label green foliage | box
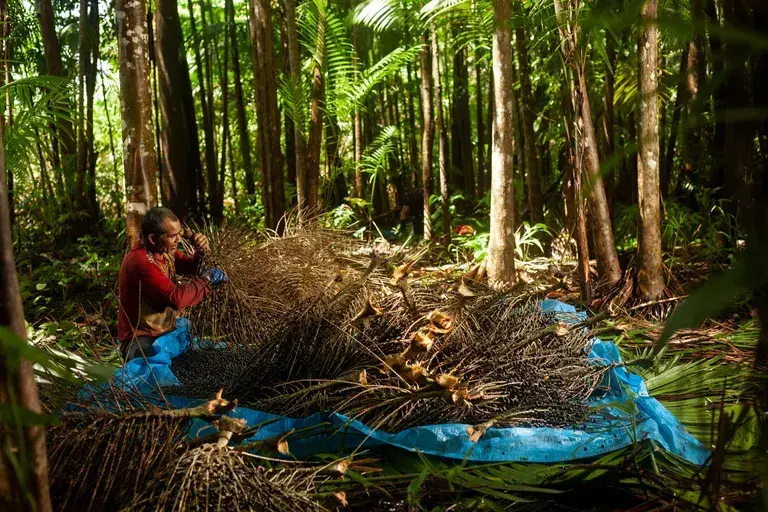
[447,222,551,263]
[322,203,361,230]
[1,76,74,171]
[361,125,399,204]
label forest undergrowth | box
[19,206,764,511]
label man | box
[399,187,425,238]
[118,207,228,360]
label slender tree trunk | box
[86,0,99,219]
[0,128,52,512]
[187,0,215,214]
[248,0,285,230]
[488,0,517,289]
[603,31,616,213]
[406,63,419,186]
[281,24,296,200]
[325,116,343,205]
[284,0,308,210]
[156,0,192,219]
[178,46,203,216]
[663,45,690,199]
[475,49,485,198]
[228,0,254,197]
[227,127,238,211]
[199,0,219,214]
[636,0,664,300]
[722,0,752,227]
[214,7,229,222]
[681,0,703,194]
[515,22,544,224]
[420,31,434,240]
[117,0,159,247]
[486,67,493,193]
[35,129,55,202]
[306,8,325,211]
[451,45,474,199]
[431,26,450,240]
[76,0,87,212]
[101,72,123,217]
[0,8,10,227]
[353,26,365,199]
[36,0,77,187]
[554,0,622,289]
[563,85,592,302]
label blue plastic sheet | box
[111,301,710,466]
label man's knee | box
[123,336,156,361]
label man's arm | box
[175,249,203,276]
[139,259,211,310]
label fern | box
[1,75,75,175]
[361,125,398,202]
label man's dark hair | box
[141,207,179,242]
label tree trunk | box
[199,0,219,216]
[431,26,450,240]
[86,0,99,219]
[564,96,592,302]
[225,129,236,212]
[662,45,690,199]
[488,0,517,289]
[325,116,343,206]
[0,129,53,512]
[451,45,474,200]
[486,66,493,193]
[101,71,123,217]
[722,0,752,228]
[406,63,419,186]
[475,50,485,198]
[36,0,77,182]
[0,9,10,226]
[228,0,254,197]
[603,31,616,213]
[248,0,285,230]
[353,26,365,199]
[420,31,434,240]
[156,0,193,219]
[35,129,55,202]
[515,22,544,224]
[178,42,203,216]
[76,0,87,215]
[554,0,622,289]
[117,0,159,247]
[636,0,664,300]
[187,0,215,215]
[214,6,229,222]
[306,8,325,211]
[284,0,308,211]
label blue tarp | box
[110,301,710,466]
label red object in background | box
[453,224,476,236]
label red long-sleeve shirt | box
[118,242,211,342]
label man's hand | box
[191,233,210,254]
[202,267,230,286]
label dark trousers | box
[122,335,156,361]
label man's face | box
[149,218,182,254]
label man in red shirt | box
[118,207,228,360]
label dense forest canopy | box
[1,0,768,509]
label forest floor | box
[20,225,763,510]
